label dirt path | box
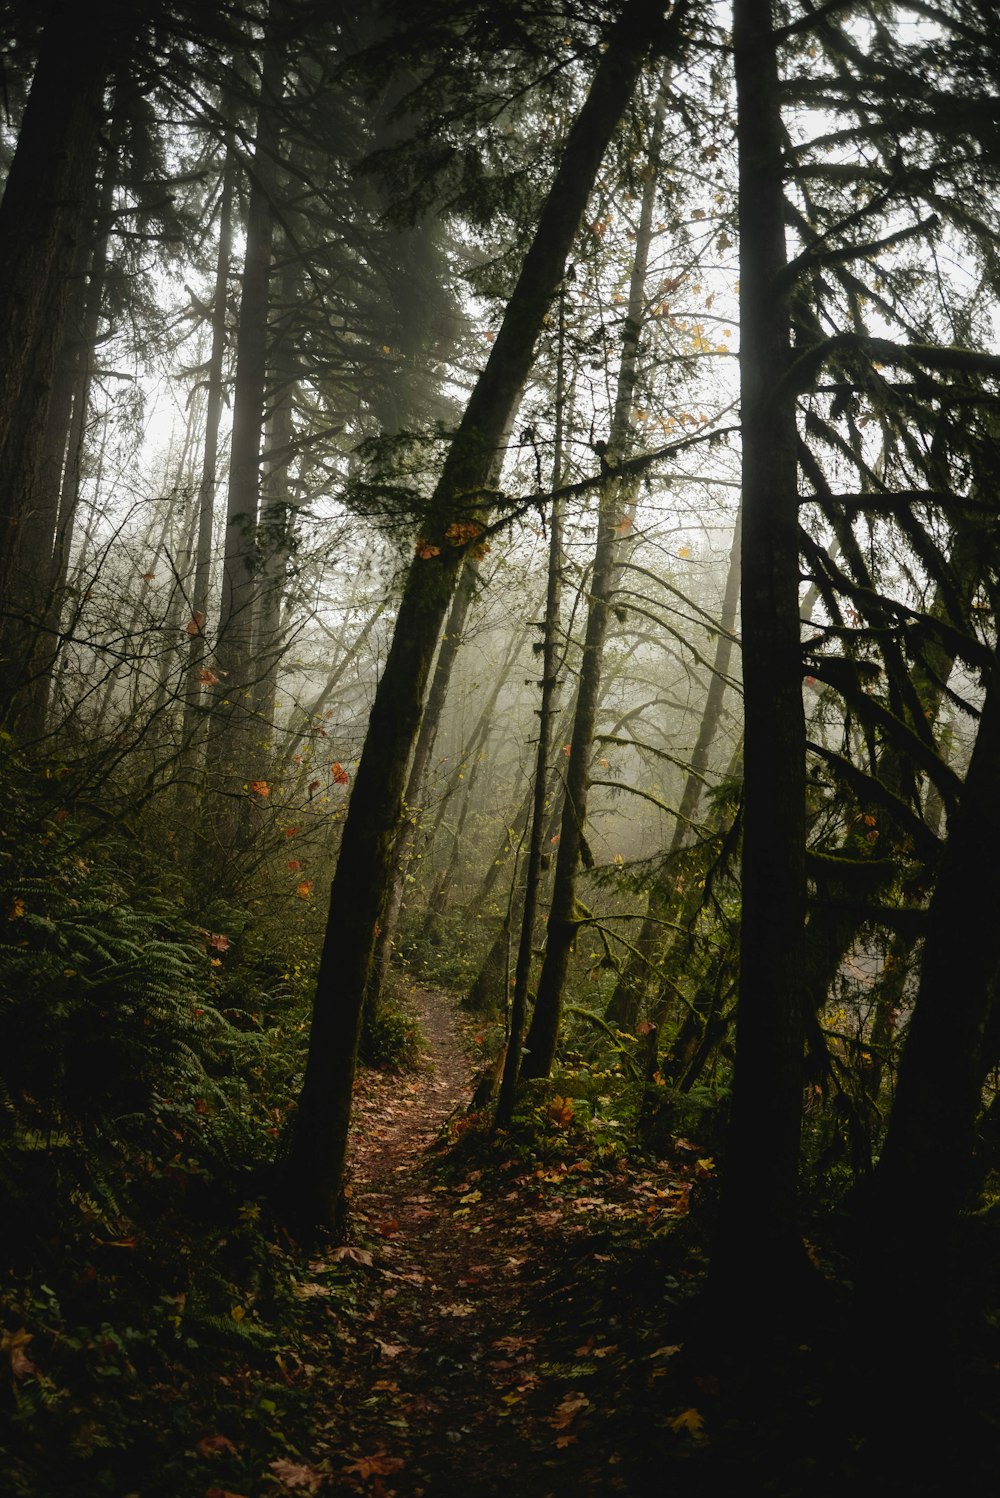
[305,987,702,1498]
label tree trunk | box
[366,558,481,1015]
[281,0,678,1229]
[857,670,1000,1446]
[179,142,237,791]
[497,287,567,1124]
[212,34,283,807]
[712,0,808,1310]
[0,0,112,725]
[606,508,741,1030]
[519,74,668,1081]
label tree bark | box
[0,0,113,725]
[179,142,237,790]
[712,0,808,1310]
[497,287,567,1123]
[281,0,678,1229]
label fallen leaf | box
[269,1456,324,1491]
[342,1452,405,1479]
[376,1340,407,1359]
[197,1432,238,1457]
[331,1245,373,1267]
[548,1392,590,1430]
[669,1407,705,1435]
[1,1328,37,1379]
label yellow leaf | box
[9,897,25,918]
[231,1305,246,1322]
[670,1407,705,1435]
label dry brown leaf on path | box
[331,1245,373,1267]
[376,1340,408,1358]
[342,1451,406,1478]
[269,1456,325,1490]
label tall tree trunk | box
[858,669,1000,1441]
[519,75,668,1080]
[180,143,237,788]
[250,252,300,742]
[497,289,567,1124]
[212,34,283,808]
[281,0,681,1229]
[712,0,807,1309]
[0,0,113,725]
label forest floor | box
[272,987,837,1498]
[12,985,999,1496]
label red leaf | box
[331,762,349,785]
[186,611,206,636]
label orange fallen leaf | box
[342,1452,405,1479]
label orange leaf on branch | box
[330,762,349,785]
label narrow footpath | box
[300,987,716,1498]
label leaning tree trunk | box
[281,0,681,1229]
[712,0,808,1313]
[366,558,481,1016]
[0,0,113,726]
[519,76,668,1081]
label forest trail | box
[308,987,701,1498]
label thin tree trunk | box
[496,290,568,1123]
[606,508,741,1030]
[180,143,237,785]
[281,0,679,1228]
[520,77,668,1080]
